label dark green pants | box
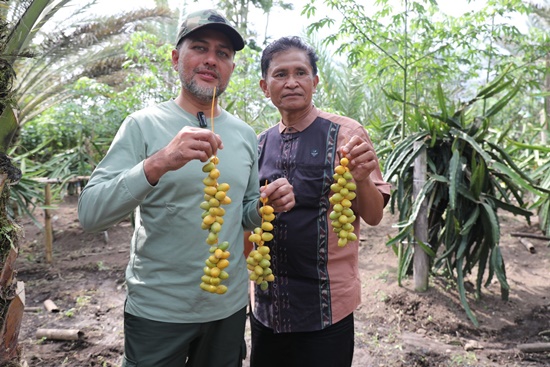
[122,307,247,367]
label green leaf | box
[456,258,479,327]
[492,161,548,197]
[484,83,520,118]
[460,206,480,236]
[415,238,436,257]
[384,135,427,182]
[490,246,510,301]
[469,156,486,200]
[0,106,18,153]
[474,66,512,99]
[450,128,492,162]
[435,84,448,121]
[448,148,461,210]
[480,202,500,246]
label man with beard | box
[78,9,294,367]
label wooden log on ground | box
[43,299,59,313]
[517,342,550,353]
[510,232,550,241]
[24,306,42,312]
[36,328,83,341]
[519,238,536,253]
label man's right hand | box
[144,126,223,185]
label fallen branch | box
[510,232,550,241]
[519,238,536,254]
[517,342,550,353]
[36,328,83,341]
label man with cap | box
[78,9,294,367]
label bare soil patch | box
[14,195,550,366]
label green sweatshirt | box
[78,99,261,323]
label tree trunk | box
[0,154,24,366]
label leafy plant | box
[383,70,549,326]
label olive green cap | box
[175,9,245,51]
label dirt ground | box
[13,194,550,367]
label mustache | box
[195,67,220,80]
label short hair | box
[260,36,319,78]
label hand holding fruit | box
[144,126,223,185]
[260,178,295,213]
[340,135,379,183]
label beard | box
[179,65,228,103]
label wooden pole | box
[413,142,429,292]
[44,183,53,263]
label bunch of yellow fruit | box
[199,156,232,294]
[329,156,358,247]
[246,197,276,291]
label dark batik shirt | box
[253,106,391,333]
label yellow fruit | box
[260,205,274,215]
[330,156,357,248]
[217,259,230,269]
[261,232,274,242]
[204,186,217,196]
[202,162,215,172]
[258,246,270,255]
[210,267,221,278]
[261,222,274,231]
[217,182,230,191]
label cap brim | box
[178,23,245,51]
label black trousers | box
[122,307,247,367]
[250,312,354,367]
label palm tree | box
[0,1,172,364]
